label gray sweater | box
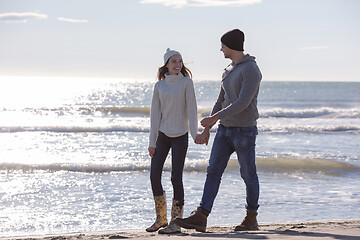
[212,54,262,127]
[149,73,198,147]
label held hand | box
[148,147,155,158]
[200,114,219,128]
[195,128,210,145]
[195,134,203,144]
[200,128,210,145]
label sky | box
[0,0,359,82]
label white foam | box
[260,107,360,119]
[2,157,359,177]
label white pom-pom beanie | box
[163,48,181,64]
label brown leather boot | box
[234,210,259,231]
[173,207,208,232]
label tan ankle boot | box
[158,199,184,234]
[146,193,168,232]
[234,210,259,231]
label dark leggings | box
[150,131,188,200]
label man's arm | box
[217,65,261,119]
[200,114,219,128]
[200,87,224,129]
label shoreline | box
[2,220,359,240]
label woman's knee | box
[171,172,183,186]
[150,170,162,183]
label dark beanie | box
[221,29,245,51]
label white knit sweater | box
[149,73,198,148]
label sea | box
[0,76,359,237]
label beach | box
[1,78,359,237]
[3,220,360,240]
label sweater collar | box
[234,54,255,65]
[222,54,256,81]
[164,73,184,83]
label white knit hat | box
[163,48,181,64]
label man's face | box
[220,44,232,59]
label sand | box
[2,220,359,240]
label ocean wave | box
[101,106,360,119]
[1,124,359,133]
[1,157,359,177]
[78,106,151,115]
[1,106,151,116]
[0,162,150,173]
[260,107,360,119]
[81,106,359,119]
[3,106,359,119]
[0,125,149,133]
[259,125,360,133]
[254,157,360,177]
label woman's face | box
[166,54,183,75]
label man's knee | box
[206,164,225,179]
[241,170,259,184]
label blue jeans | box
[150,131,188,200]
[200,124,259,213]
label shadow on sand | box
[179,229,359,240]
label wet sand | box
[2,220,359,240]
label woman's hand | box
[148,147,156,158]
[195,128,210,145]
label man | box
[174,29,262,232]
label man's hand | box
[200,114,219,128]
[148,147,155,158]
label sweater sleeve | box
[149,84,161,148]
[211,87,225,116]
[217,65,261,119]
[185,78,198,141]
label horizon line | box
[0,75,359,83]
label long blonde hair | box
[157,60,192,80]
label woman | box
[146,48,198,234]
